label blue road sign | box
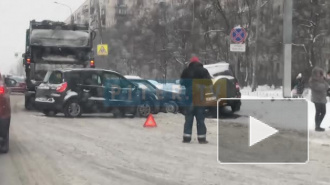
[230,27,247,43]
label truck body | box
[23,20,95,110]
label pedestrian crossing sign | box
[97,44,108,56]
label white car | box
[148,80,184,94]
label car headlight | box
[154,94,159,100]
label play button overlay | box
[218,98,308,164]
[249,117,279,147]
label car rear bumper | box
[35,97,63,112]
[11,89,26,93]
[204,98,241,107]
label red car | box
[4,76,26,93]
[0,74,11,153]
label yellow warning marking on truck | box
[97,44,108,56]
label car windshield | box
[10,77,25,83]
[136,83,148,89]
[47,71,63,84]
[148,80,160,87]
[34,63,83,82]
[131,80,157,91]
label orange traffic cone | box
[144,114,157,128]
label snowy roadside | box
[4,95,330,185]
[239,86,330,130]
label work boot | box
[315,127,325,132]
[182,137,191,143]
[198,138,209,144]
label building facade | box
[65,0,176,27]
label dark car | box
[203,62,242,116]
[125,76,184,113]
[35,69,159,118]
[0,74,11,153]
[4,76,26,94]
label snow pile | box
[42,56,77,62]
[30,29,90,47]
[204,62,229,77]
[124,75,142,80]
[241,85,283,98]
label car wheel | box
[137,101,152,117]
[112,108,125,118]
[163,103,169,113]
[0,131,9,154]
[209,107,226,118]
[43,110,57,117]
[64,99,82,118]
[231,104,241,112]
[165,101,178,114]
[179,107,187,115]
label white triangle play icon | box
[249,116,279,147]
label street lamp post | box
[54,1,74,24]
[283,0,293,98]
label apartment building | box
[65,0,178,28]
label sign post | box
[230,44,246,52]
[283,0,293,98]
[230,26,247,82]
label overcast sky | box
[0,0,85,74]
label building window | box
[137,0,144,7]
[118,0,124,5]
[118,8,127,15]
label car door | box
[103,72,137,108]
[80,71,105,113]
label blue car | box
[125,76,185,113]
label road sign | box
[230,27,247,43]
[97,44,108,56]
[230,44,246,52]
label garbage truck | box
[23,20,96,110]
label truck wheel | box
[64,99,82,118]
[25,97,34,110]
[0,130,9,154]
[137,101,151,118]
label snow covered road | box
[0,95,330,185]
